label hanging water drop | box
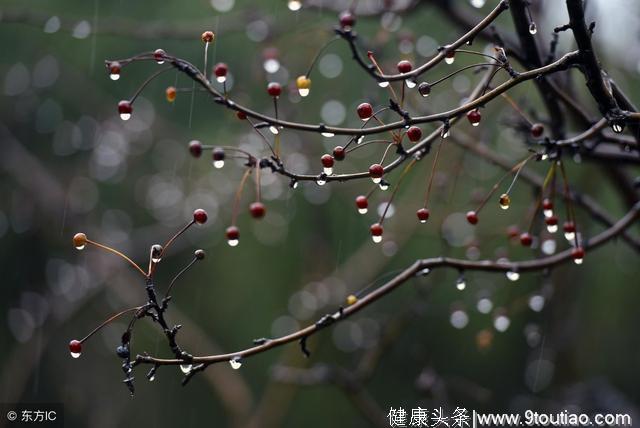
[288,0,302,11]
[506,270,520,282]
[269,125,280,135]
[611,122,624,133]
[379,181,389,191]
[456,278,466,291]
[180,364,192,374]
[316,177,326,186]
[470,0,486,8]
[323,167,333,176]
[529,22,537,35]
[378,81,390,88]
[499,193,510,210]
[405,79,417,89]
[321,132,335,138]
[150,244,163,264]
[229,357,242,369]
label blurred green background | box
[1,0,639,427]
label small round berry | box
[214,62,228,77]
[416,208,430,223]
[267,82,282,97]
[69,339,82,358]
[407,126,422,142]
[466,211,478,225]
[189,140,203,158]
[370,223,383,242]
[444,50,455,64]
[563,221,576,233]
[339,11,356,29]
[166,86,177,103]
[118,100,132,120]
[333,146,346,161]
[193,208,208,224]
[73,233,87,250]
[108,61,121,80]
[545,215,558,226]
[154,48,166,64]
[542,198,553,211]
[296,75,311,89]
[249,202,266,219]
[467,109,481,126]
[519,232,533,247]
[499,193,510,210]
[369,163,384,178]
[355,195,368,210]
[397,60,412,73]
[226,226,240,244]
[357,102,373,120]
[571,246,585,264]
[321,154,335,168]
[201,30,215,43]
[236,111,247,120]
[116,345,130,359]
[418,82,431,97]
[530,123,544,138]
[213,148,225,161]
[195,249,206,260]
[346,294,357,305]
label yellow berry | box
[296,75,311,89]
[166,86,177,103]
[346,294,357,305]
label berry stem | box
[474,153,535,213]
[378,159,417,225]
[80,306,145,343]
[423,137,447,208]
[304,35,341,78]
[500,93,534,126]
[164,256,199,298]
[85,239,148,278]
[231,168,254,226]
[430,62,502,88]
[129,67,174,103]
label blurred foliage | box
[0,0,639,427]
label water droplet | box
[358,208,368,215]
[541,153,549,161]
[405,79,417,88]
[529,22,537,35]
[371,177,382,184]
[612,123,624,133]
[372,235,382,243]
[574,257,583,265]
[150,244,163,264]
[441,128,450,138]
[564,231,575,241]
[269,125,279,135]
[543,209,553,218]
[323,167,333,175]
[228,239,239,247]
[456,278,466,291]
[75,244,85,251]
[149,375,155,382]
[321,132,335,138]
[445,56,455,65]
[470,0,486,8]
[298,88,310,97]
[70,351,81,358]
[180,364,192,374]
[378,81,390,88]
[216,76,227,83]
[229,357,242,369]
[418,268,431,276]
[288,0,302,11]
[213,160,225,169]
[379,182,389,191]
[547,224,558,233]
[316,178,326,186]
[506,270,520,282]
[356,135,365,144]
[110,73,120,81]
[119,113,131,121]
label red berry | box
[416,208,430,222]
[545,215,558,226]
[357,102,373,120]
[267,82,282,97]
[321,154,334,168]
[355,195,368,209]
[333,146,346,160]
[236,111,247,120]
[109,61,121,75]
[397,60,412,73]
[519,232,533,247]
[214,62,228,77]
[226,226,240,240]
[369,163,384,178]
[531,123,544,138]
[370,223,383,236]
[118,100,132,115]
[407,126,422,142]
[467,110,481,126]
[571,246,585,261]
[189,140,203,158]
[201,31,215,43]
[466,211,478,225]
[154,48,166,62]
[339,11,356,29]
[445,51,455,60]
[193,208,208,224]
[563,221,576,233]
[542,198,553,211]
[249,202,266,219]
[213,148,225,161]
[69,339,82,355]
